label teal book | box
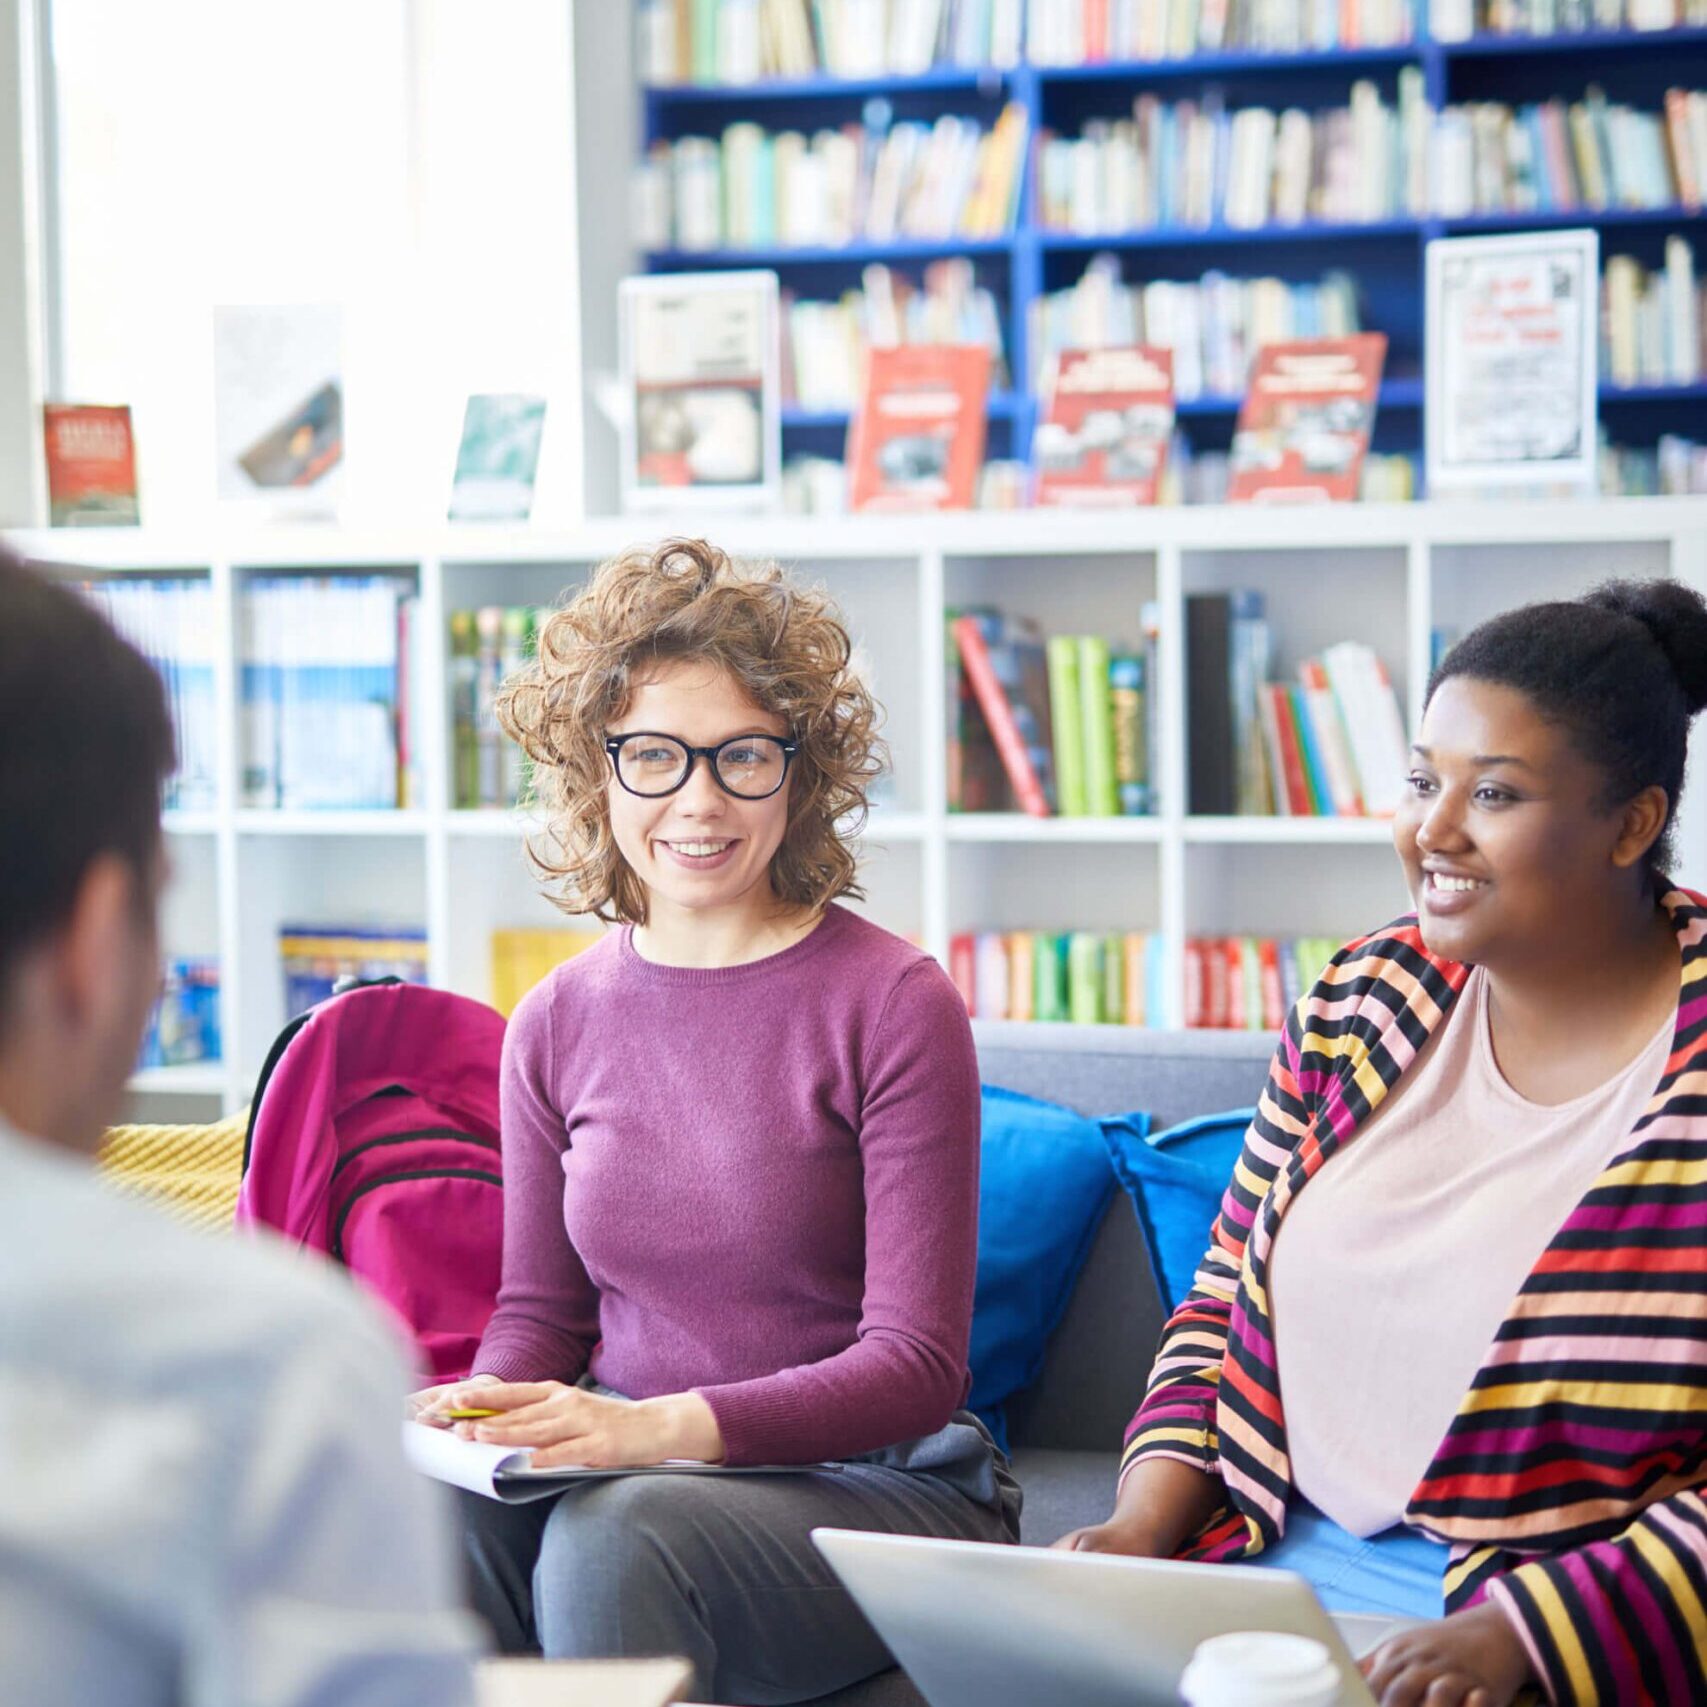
[1033,933,1070,1023]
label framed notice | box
[1032,347,1175,508]
[618,270,780,513]
[1426,230,1599,491]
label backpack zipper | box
[329,1166,502,1263]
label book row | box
[138,957,221,1072]
[279,927,430,1018]
[79,577,217,813]
[1024,0,1417,61]
[242,578,424,812]
[1186,595,1410,817]
[1600,431,1707,493]
[637,104,1029,251]
[637,0,1025,83]
[1031,256,1363,397]
[945,930,1348,1028]
[1603,237,1705,387]
[949,608,1161,815]
[785,260,1009,409]
[1432,87,1707,219]
[1431,0,1707,38]
[449,607,541,812]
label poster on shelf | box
[213,304,344,518]
[449,394,547,522]
[1425,229,1599,492]
[42,403,140,526]
[847,344,991,512]
[1032,346,1175,507]
[1227,334,1387,504]
[618,270,780,513]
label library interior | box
[4,4,1707,1706]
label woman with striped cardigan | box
[1060,579,1707,1706]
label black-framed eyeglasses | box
[604,732,799,800]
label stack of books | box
[637,0,1025,83]
[948,606,1161,816]
[1431,0,1707,40]
[81,577,217,813]
[241,577,422,811]
[949,930,1169,1024]
[786,260,1008,410]
[490,928,604,1017]
[1030,254,1364,397]
[1186,590,1409,817]
[1025,0,1416,60]
[1431,87,1706,218]
[448,606,541,811]
[1183,935,1343,1030]
[1600,432,1707,494]
[1602,238,1703,388]
[1036,73,1433,234]
[636,103,1029,250]
[278,926,429,1018]
[136,957,221,1071]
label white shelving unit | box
[13,497,1706,1114]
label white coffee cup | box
[1179,1631,1343,1707]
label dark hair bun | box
[1586,579,1707,716]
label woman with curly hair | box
[419,538,1018,1703]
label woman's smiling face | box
[604,659,793,923]
[1393,675,1651,968]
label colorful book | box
[1078,636,1119,817]
[449,394,546,522]
[43,404,139,526]
[1032,346,1174,508]
[1108,652,1152,816]
[848,344,991,512]
[1046,636,1088,816]
[952,612,1056,817]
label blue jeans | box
[1256,1501,1448,1620]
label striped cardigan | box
[1124,888,1707,1706]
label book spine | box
[1047,633,1089,815]
[949,932,977,1012]
[1108,652,1152,816]
[1068,931,1103,1023]
[1008,931,1036,1020]
[1077,634,1120,816]
[953,614,1052,816]
[1287,682,1331,816]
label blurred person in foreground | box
[0,547,481,1707]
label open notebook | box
[404,1421,841,1502]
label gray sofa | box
[810,1022,1277,1707]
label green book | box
[1101,933,1125,1026]
[1068,933,1103,1025]
[692,0,718,81]
[1033,933,1070,1023]
[1240,938,1264,1032]
[1046,636,1088,816]
[1077,635,1119,817]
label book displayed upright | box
[43,404,140,526]
[848,344,991,511]
[1033,347,1174,508]
[449,395,547,522]
[1227,334,1387,504]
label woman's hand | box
[422,1380,726,1470]
[1051,1515,1169,1557]
[406,1371,498,1422]
[1360,1602,1533,1707]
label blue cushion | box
[1100,1108,1256,1314]
[969,1085,1127,1450]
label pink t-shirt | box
[1269,963,1674,1537]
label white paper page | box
[401,1420,525,1496]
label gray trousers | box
[457,1411,1022,1705]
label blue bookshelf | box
[639,23,1707,490]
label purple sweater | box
[470,905,981,1466]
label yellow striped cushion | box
[97,1112,248,1231]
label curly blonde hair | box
[498,537,885,925]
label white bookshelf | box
[12,497,1707,1114]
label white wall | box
[0,0,46,527]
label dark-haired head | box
[0,547,175,1145]
[1426,579,1707,882]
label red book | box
[848,345,990,512]
[43,403,139,526]
[1204,938,1229,1030]
[952,614,1054,817]
[1259,938,1285,1030]
[1266,684,1313,815]
[1223,939,1246,1031]
[1184,938,1207,1029]
[1033,347,1175,508]
[1227,334,1386,504]
[949,934,977,1014]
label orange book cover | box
[43,403,139,526]
[847,344,990,512]
[1033,346,1175,508]
[1226,334,1386,504]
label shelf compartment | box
[1441,24,1707,58]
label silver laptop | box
[814,1529,1397,1707]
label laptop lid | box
[812,1529,1379,1707]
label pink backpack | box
[235,981,507,1382]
